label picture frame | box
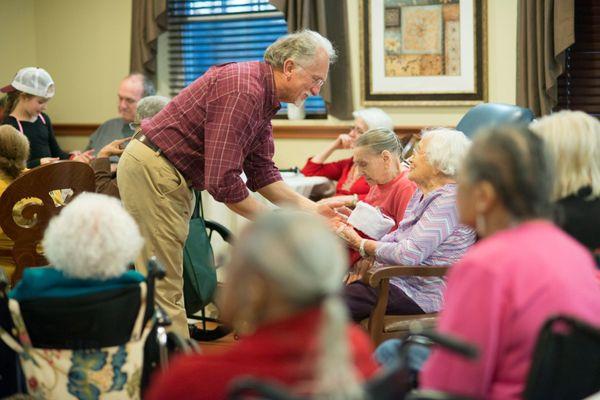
[360,0,487,106]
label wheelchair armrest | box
[406,389,475,400]
[205,220,234,244]
[365,265,449,288]
[228,376,305,400]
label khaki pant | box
[117,139,194,339]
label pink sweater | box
[420,221,600,399]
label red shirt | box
[146,308,379,400]
[301,157,370,199]
[142,62,282,203]
[363,171,416,230]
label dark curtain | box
[271,0,354,119]
[516,0,575,116]
[130,0,168,79]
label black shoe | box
[189,324,232,341]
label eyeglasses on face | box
[295,63,325,88]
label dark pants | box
[344,281,424,322]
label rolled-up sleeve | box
[204,93,258,203]
[244,124,282,192]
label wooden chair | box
[360,265,449,346]
[0,161,95,285]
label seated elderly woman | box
[90,95,170,198]
[146,211,379,400]
[0,124,30,281]
[419,125,600,399]
[301,108,394,205]
[529,110,600,252]
[9,192,144,300]
[351,127,416,225]
[335,128,476,321]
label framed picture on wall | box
[360,0,487,106]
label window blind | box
[168,0,327,116]
[555,0,600,117]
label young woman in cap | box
[0,67,93,167]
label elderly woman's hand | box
[335,133,355,150]
[334,222,363,249]
[344,257,375,285]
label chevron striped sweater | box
[374,183,476,313]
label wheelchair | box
[0,258,195,399]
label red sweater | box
[146,308,379,400]
[363,171,416,230]
[301,157,370,199]
[348,171,416,265]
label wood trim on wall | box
[53,123,424,140]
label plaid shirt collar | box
[261,62,281,116]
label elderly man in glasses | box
[117,30,338,338]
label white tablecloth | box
[201,173,332,237]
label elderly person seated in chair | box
[10,192,144,300]
[0,124,29,282]
[301,108,394,204]
[335,128,476,321]
[416,125,600,399]
[4,193,156,399]
[529,110,600,253]
[146,211,379,400]
[90,95,170,198]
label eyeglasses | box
[129,122,140,131]
[296,64,325,89]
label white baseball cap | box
[0,67,55,98]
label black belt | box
[135,133,162,154]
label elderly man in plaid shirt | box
[117,30,337,338]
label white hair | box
[264,29,337,68]
[421,127,472,177]
[529,110,600,200]
[352,108,394,131]
[43,193,144,280]
[135,95,170,123]
[238,211,363,399]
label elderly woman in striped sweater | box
[335,128,476,321]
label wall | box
[0,0,37,88]
[1,0,518,167]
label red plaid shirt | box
[142,61,282,203]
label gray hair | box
[127,73,156,97]
[355,127,403,159]
[237,211,363,399]
[43,193,144,280]
[529,110,600,200]
[353,108,394,131]
[264,29,337,68]
[421,128,472,177]
[463,125,553,219]
[134,95,170,123]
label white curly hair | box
[43,192,144,280]
[421,127,472,177]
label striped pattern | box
[374,184,476,313]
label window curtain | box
[270,0,354,119]
[516,0,575,116]
[130,0,168,78]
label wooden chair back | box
[0,161,95,284]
